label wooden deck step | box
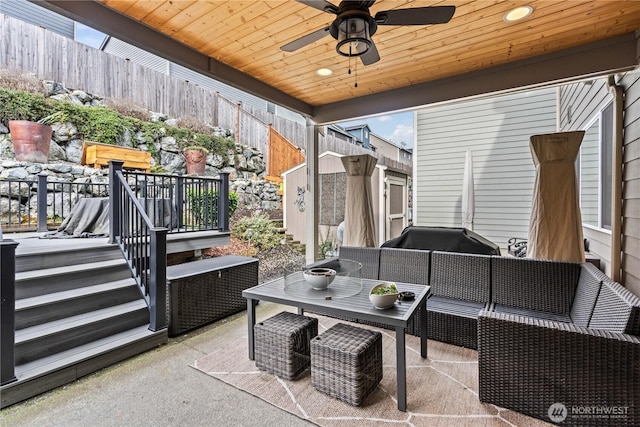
[15,240,121,272]
[2,232,180,409]
[15,258,132,299]
[15,300,149,365]
[15,278,141,329]
[1,325,167,408]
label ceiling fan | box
[281,0,456,66]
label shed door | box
[386,176,407,241]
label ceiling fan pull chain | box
[355,56,358,88]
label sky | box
[338,111,414,148]
[75,23,106,49]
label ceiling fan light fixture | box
[503,6,533,22]
[336,16,371,57]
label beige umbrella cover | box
[462,148,475,230]
[341,154,377,247]
[527,131,585,262]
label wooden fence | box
[1,14,409,175]
[0,14,304,148]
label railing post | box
[175,176,184,229]
[148,229,168,331]
[218,172,230,232]
[36,174,48,232]
[1,239,19,385]
[140,179,148,199]
[109,160,125,244]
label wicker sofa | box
[310,246,640,425]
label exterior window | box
[579,102,613,230]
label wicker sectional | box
[307,246,640,425]
[310,247,490,347]
[479,263,640,426]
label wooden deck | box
[7,230,231,256]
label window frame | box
[578,101,613,233]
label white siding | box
[103,38,168,74]
[0,0,73,38]
[580,124,600,226]
[414,88,557,249]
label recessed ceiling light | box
[316,68,333,76]
[503,6,533,22]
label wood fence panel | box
[239,109,268,155]
[268,126,305,177]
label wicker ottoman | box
[310,323,383,406]
[254,312,318,380]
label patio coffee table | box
[243,275,430,411]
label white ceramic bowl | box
[303,267,336,290]
[369,283,399,309]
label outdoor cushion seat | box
[490,304,571,323]
[428,296,487,350]
[427,251,491,349]
[489,260,606,326]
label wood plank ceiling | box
[42,1,640,122]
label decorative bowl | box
[303,267,336,290]
[369,283,399,309]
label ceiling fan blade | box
[280,26,331,52]
[375,6,455,25]
[360,40,380,66]
[296,0,339,14]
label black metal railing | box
[121,170,230,233]
[1,171,228,234]
[0,174,108,232]
[107,161,230,331]
[110,161,167,331]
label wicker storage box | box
[166,255,258,336]
[310,323,382,406]
[254,312,318,380]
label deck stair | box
[1,235,168,408]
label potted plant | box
[9,111,68,163]
[184,145,209,176]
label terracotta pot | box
[8,120,53,163]
[185,149,207,176]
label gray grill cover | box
[381,226,500,255]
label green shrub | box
[231,212,282,251]
[187,189,238,224]
[0,88,54,124]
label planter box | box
[81,141,151,172]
